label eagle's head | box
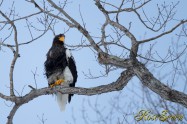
[53,34,65,45]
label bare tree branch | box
[106,0,151,14]
[138,20,187,44]
[7,105,20,124]
[133,60,187,108]
[0,10,19,96]
[95,0,139,58]
[3,69,134,124]
[46,0,103,53]
[0,11,42,23]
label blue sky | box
[1,0,187,124]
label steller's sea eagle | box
[44,34,77,111]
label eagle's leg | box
[50,79,65,88]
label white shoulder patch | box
[65,49,72,61]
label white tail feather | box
[56,92,68,111]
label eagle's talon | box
[55,79,64,85]
[50,79,64,88]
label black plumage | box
[45,44,67,79]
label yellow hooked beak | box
[59,36,65,42]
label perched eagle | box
[44,34,77,111]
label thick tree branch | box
[4,69,134,124]
[0,92,16,102]
[98,52,133,68]
[20,69,134,104]
[133,61,187,108]
[7,105,20,124]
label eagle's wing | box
[65,49,78,102]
